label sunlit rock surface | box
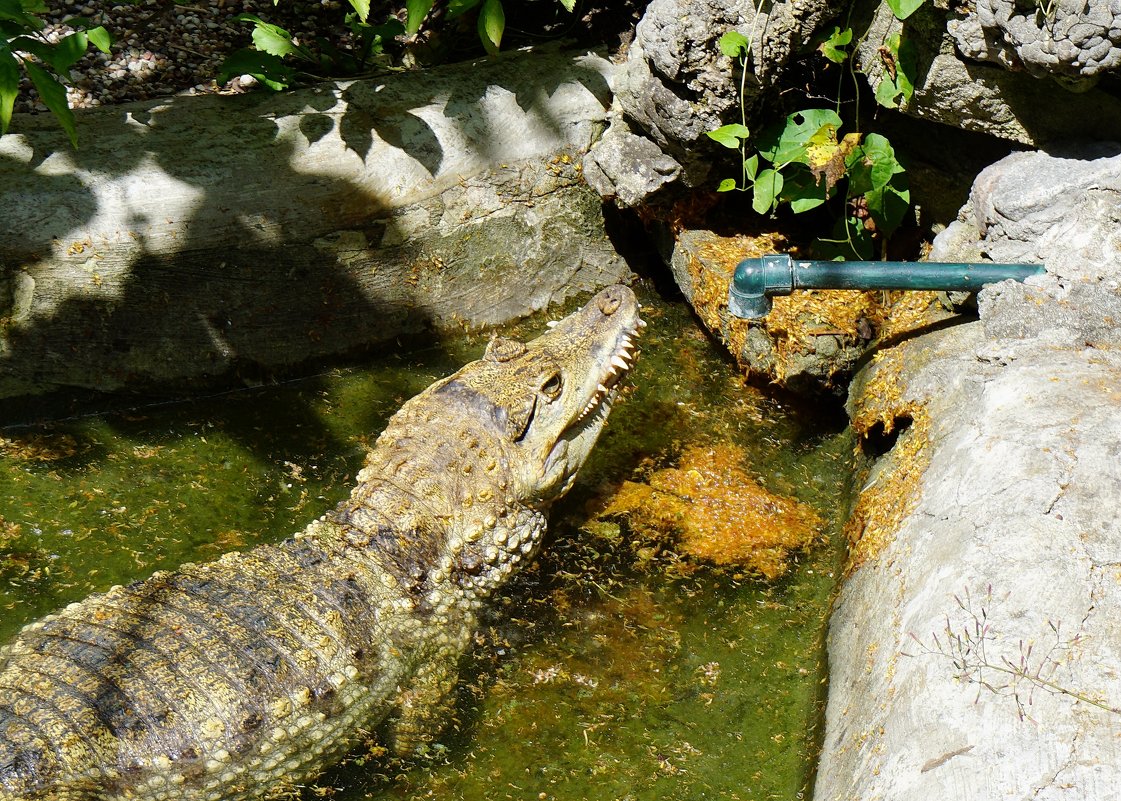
[817,146,1121,800]
[0,48,627,401]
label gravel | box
[11,0,642,116]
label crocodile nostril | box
[598,291,621,315]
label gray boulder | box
[584,0,839,205]
[0,48,630,401]
[951,0,1121,90]
[815,146,1121,800]
[859,2,1121,145]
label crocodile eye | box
[541,372,563,401]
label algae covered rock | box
[666,228,952,392]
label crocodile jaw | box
[523,285,644,506]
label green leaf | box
[66,21,112,53]
[872,32,917,109]
[706,123,749,149]
[250,21,299,58]
[25,60,76,146]
[861,132,904,189]
[346,0,370,22]
[53,31,89,72]
[233,14,313,61]
[0,47,18,135]
[790,194,826,213]
[756,108,843,166]
[886,0,925,20]
[866,171,911,238]
[781,167,828,212]
[0,0,41,31]
[745,153,759,181]
[87,25,112,53]
[477,0,504,54]
[752,168,783,215]
[557,0,575,11]
[216,48,295,90]
[718,30,749,59]
[820,26,852,64]
[19,0,48,12]
[405,0,434,35]
[448,0,482,19]
[717,178,738,192]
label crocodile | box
[0,285,643,801]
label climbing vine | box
[707,0,926,259]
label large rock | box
[815,147,1121,799]
[950,0,1121,90]
[0,47,629,401]
[858,2,1121,145]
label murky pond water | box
[0,282,853,801]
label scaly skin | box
[0,286,643,801]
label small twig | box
[908,585,1119,720]
[166,42,211,59]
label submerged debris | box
[0,434,84,462]
[596,443,824,579]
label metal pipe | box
[728,253,1046,319]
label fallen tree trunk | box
[0,47,627,403]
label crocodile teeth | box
[611,354,630,371]
[546,320,559,328]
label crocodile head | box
[347,285,642,602]
[438,284,644,509]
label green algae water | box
[0,283,852,801]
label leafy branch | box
[706,0,924,258]
[219,0,576,91]
[0,0,112,146]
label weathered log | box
[0,47,628,402]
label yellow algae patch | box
[688,230,790,371]
[597,443,824,579]
[850,346,914,437]
[845,345,933,570]
[845,409,931,571]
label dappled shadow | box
[0,46,616,466]
[1,79,421,461]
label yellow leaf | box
[809,131,862,193]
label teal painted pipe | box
[728,253,1046,319]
